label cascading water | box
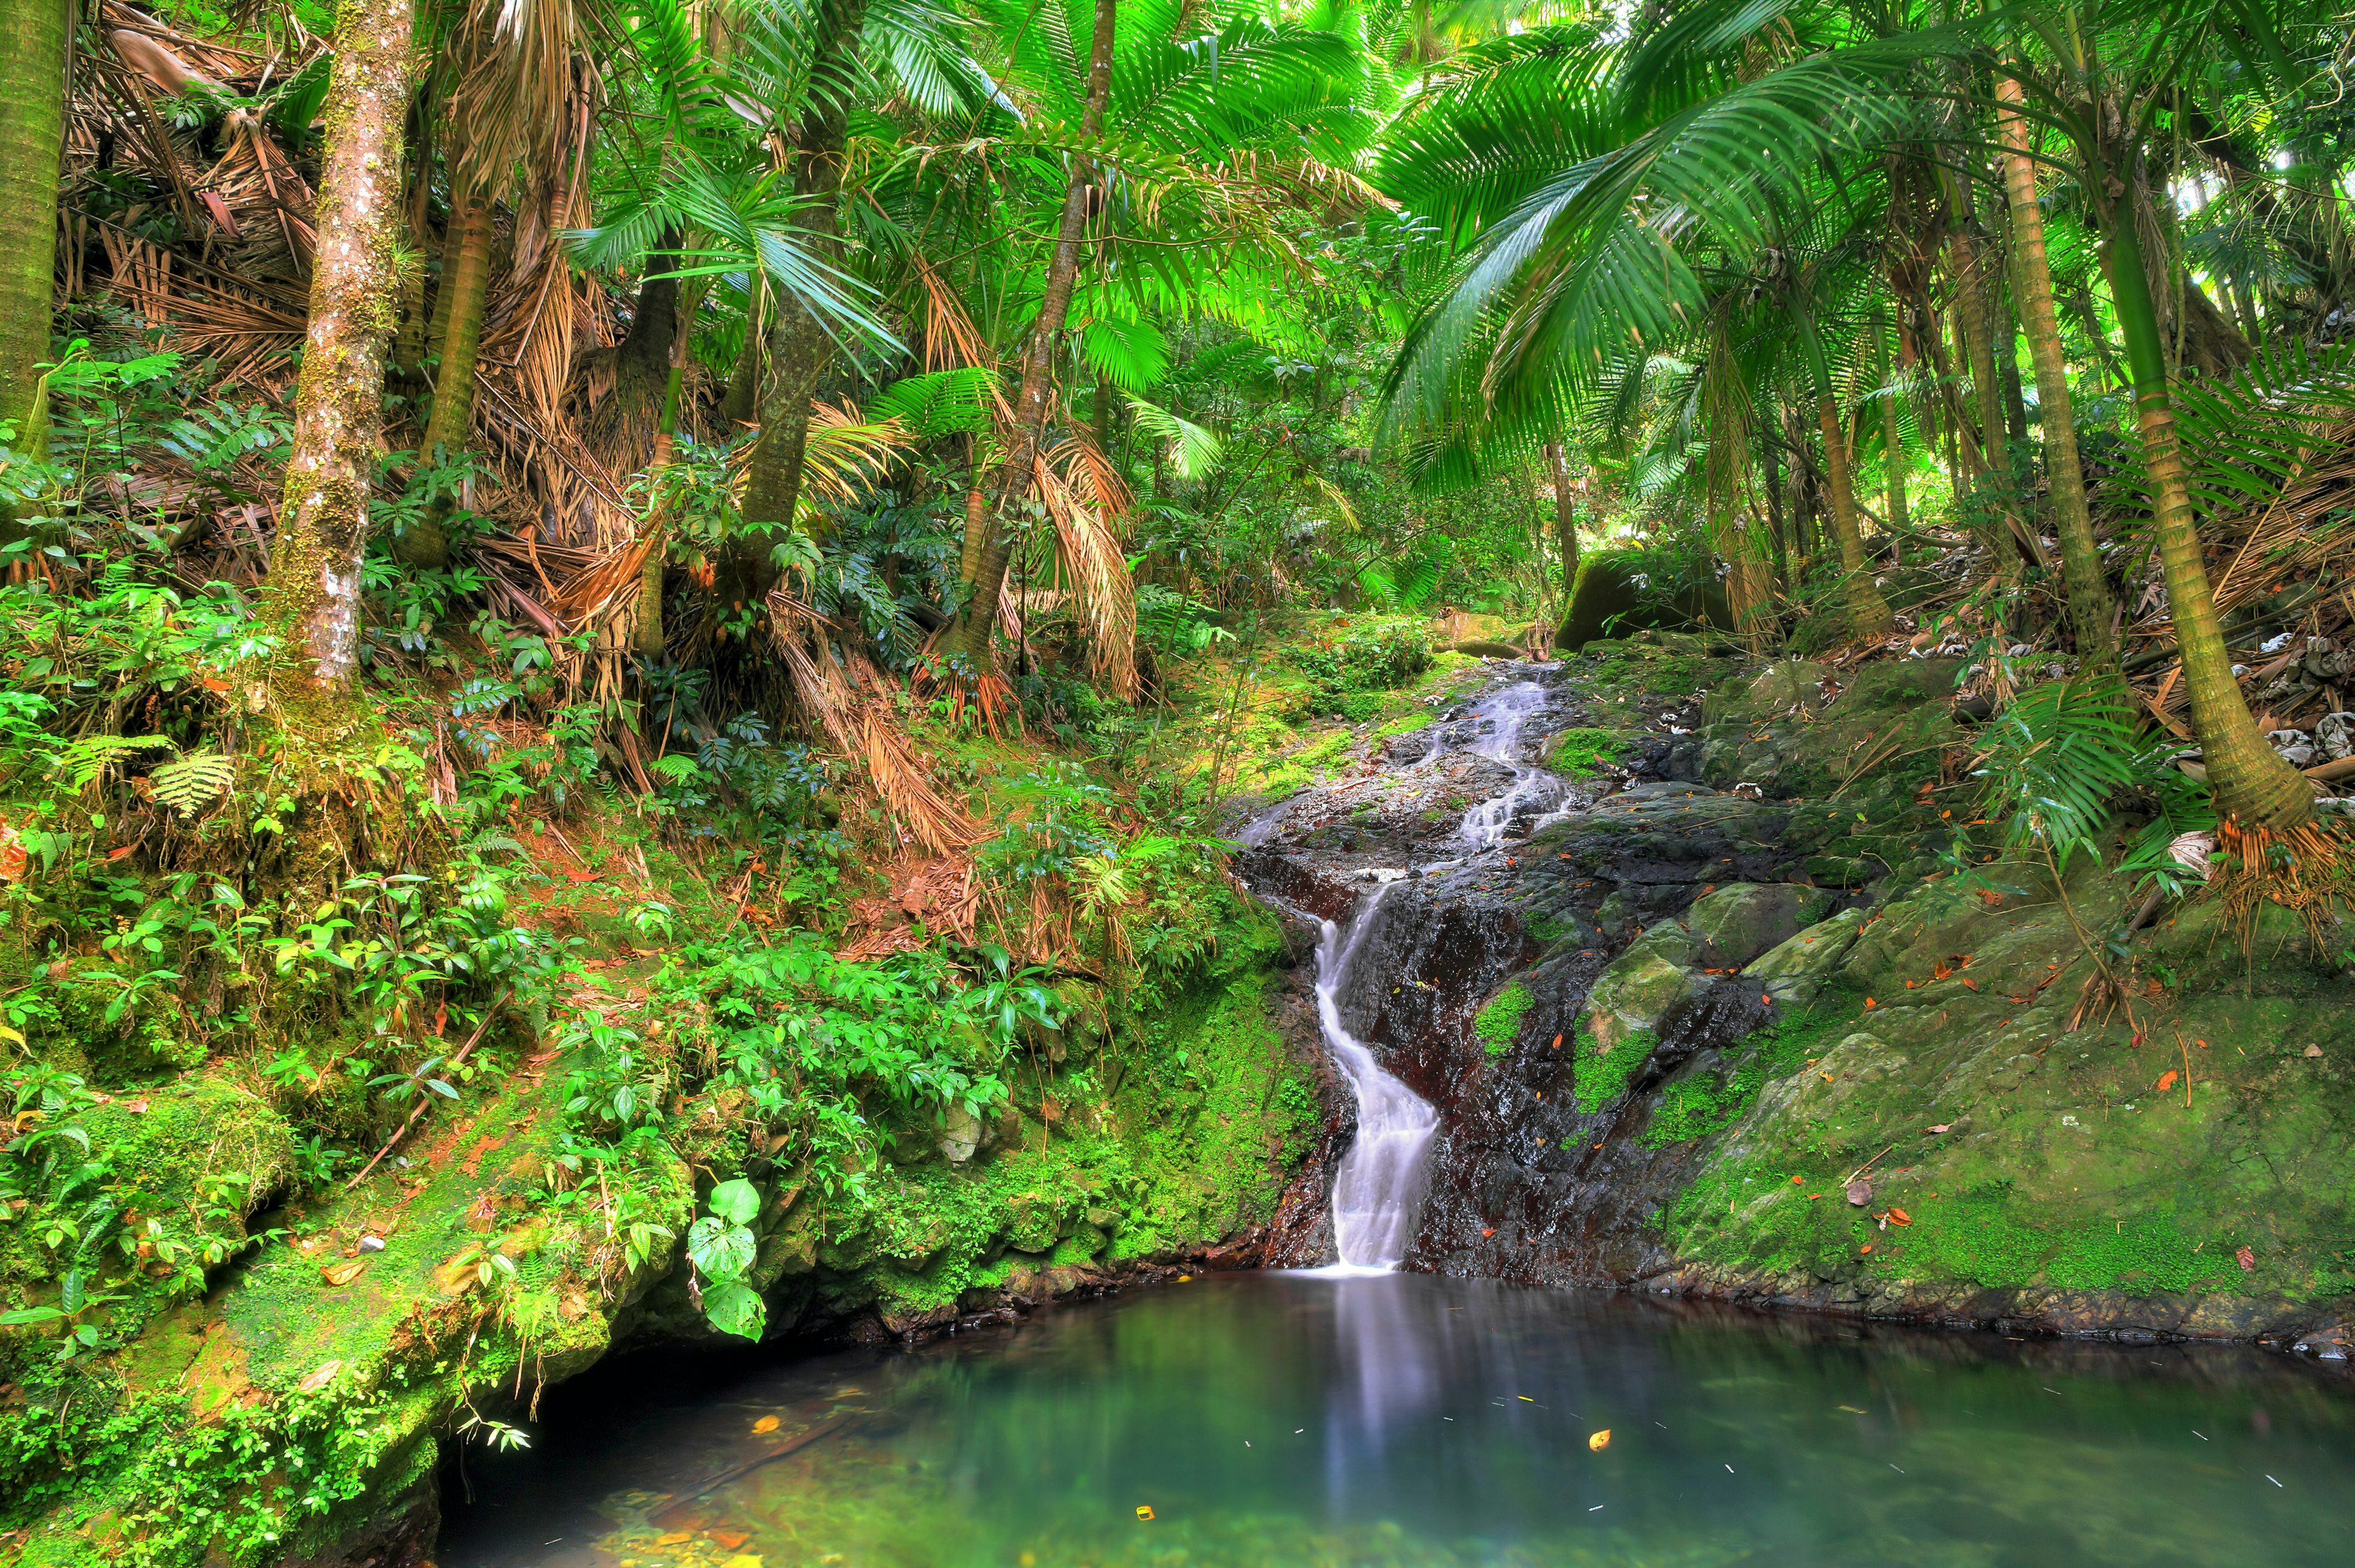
[1310,884,1438,1272]
[1455,678,1569,849]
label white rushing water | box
[1455,678,1570,849]
[1310,885,1439,1272]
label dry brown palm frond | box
[543,524,666,629]
[1036,434,1139,701]
[908,253,1006,392]
[798,403,913,508]
[769,599,979,855]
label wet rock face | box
[1236,649,1840,1287]
[1243,637,2355,1347]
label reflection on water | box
[445,1273,2355,1568]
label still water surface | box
[444,1272,2354,1567]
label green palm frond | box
[1126,395,1223,478]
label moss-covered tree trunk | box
[0,0,70,468]
[263,0,417,697]
[738,0,870,567]
[944,0,1119,662]
[1999,74,2113,659]
[2100,189,2308,830]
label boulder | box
[1583,922,1703,1044]
[1685,882,1832,968]
[1742,918,1863,1006]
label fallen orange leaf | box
[1863,997,1877,1009]
[1791,1175,1804,1184]
[751,1415,780,1436]
[1960,977,1980,991]
[1588,1429,1612,1451]
[2156,1070,2179,1092]
[1861,1244,1874,1253]
[1887,1209,1911,1226]
[709,1533,751,1550]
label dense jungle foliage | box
[6,0,2355,1561]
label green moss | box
[1644,1002,1851,1148]
[1374,711,1432,738]
[1545,727,1631,777]
[1474,982,1534,1055]
[1572,1025,1654,1112]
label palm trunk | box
[421,189,492,457]
[2101,195,2308,830]
[1793,307,1890,633]
[399,184,494,569]
[740,0,871,560]
[719,283,763,431]
[944,0,1118,662]
[264,0,417,699]
[1761,427,1789,587]
[1999,74,2113,659]
[1816,393,1891,633]
[1542,440,1579,602]
[1951,222,2008,487]
[1877,319,1907,534]
[0,0,70,502]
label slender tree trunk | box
[264,0,416,700]
[944,0,1118,662]
[1761,426,1789,586]
[0,0,70,498]
[1877,318,1908,534]
[1951,221,2008,487]
[1815,392,1891,633]
[1542,440,1579,603]
[2101,197,2308,830]
[422,188,492,457]
[399,184,494,569]
[1999,74,2114,659]
[719,281,763,430]
[740,0,870,562]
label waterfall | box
[1311,885,1439,1272]
[1455,679,1569,849]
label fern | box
[148,750,236,817]
[1972,677,2144,871]
[651,754,704,783]
[57,735,176,790]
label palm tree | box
[0,0,74,525]
[1994,69,2113,657]
[262,0,419,700]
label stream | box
[440,662,2355,1566]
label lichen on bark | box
[261,0,419,700]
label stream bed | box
[443,1271,2354,1568]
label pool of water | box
[443,1272,2354,1568]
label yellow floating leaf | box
[1135,1505,1156,1521]
[750,1415,780,1436]
[656,1534,692,1546]
[721,1555,762,1568]
[1587,1429,1611,1451]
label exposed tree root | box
[2211,818,2355,956]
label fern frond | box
[58,735,177,790]
[148,751,236,817]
